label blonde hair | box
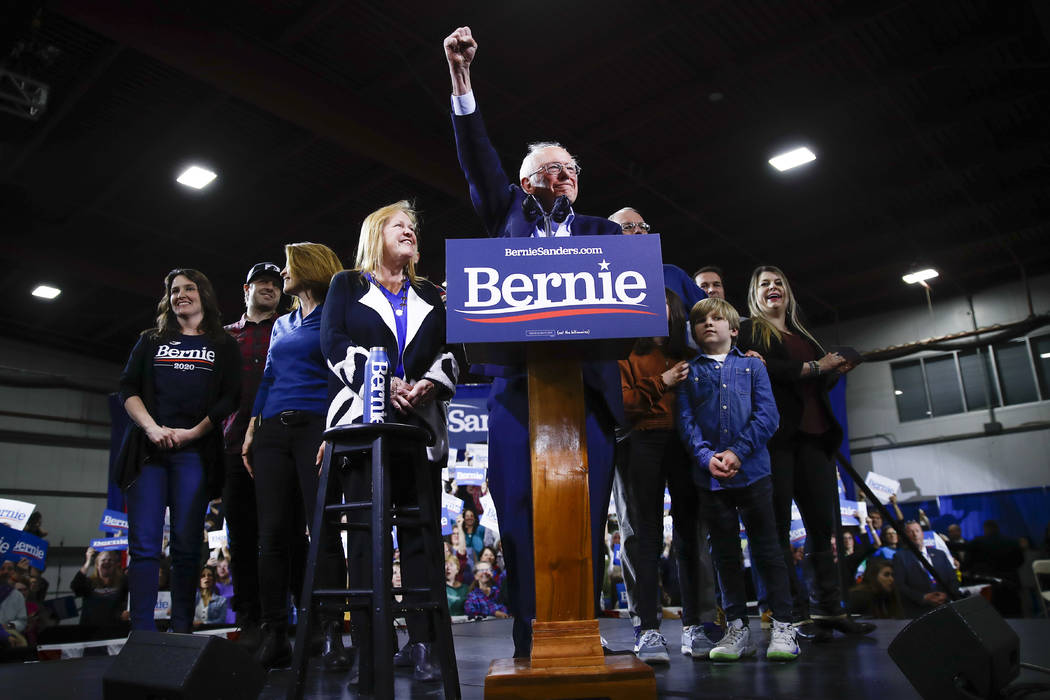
[689,297,741,331]
[354,200,420,284]
[746,265,822,352]
[285,242,343,302]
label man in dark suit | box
[444,26,626,658]
[893,520,961,618]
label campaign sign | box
[789,519,807,547]
[864,472,900,504]
[154,591,172,620]
[479,492,499,537]
[445,234,667,343]
[840,499,861,526]
[440,510,453,536]
[453,465,486,486]
[99,509,129,534]
[448,384,490,450]
[0,498,35,530]
[90,537,128,552]
[442,492,465,517]
[0,523,48,571]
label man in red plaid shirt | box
[222,262,292,645]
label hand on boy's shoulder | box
[743,349,765,364]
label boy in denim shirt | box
[676,298,799,661]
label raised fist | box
[444,26,477,71]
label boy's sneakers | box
[681,624,716,658]
[766,619,800,661]
[633,629,670,664]
[709,618,755,661]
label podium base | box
[483,655,656,700]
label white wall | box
[0,337,121,558]
[815,273,1050,500]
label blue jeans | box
[126,448,209,632]
[698,476,792,623]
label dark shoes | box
[255,623,292,670]
[235,618,263,653]
[321,621,354,672]
[410,642,442,682]
[393,642,414,668]
[814,615,877,636]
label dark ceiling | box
[2,0,1048,362]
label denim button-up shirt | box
[675,346,780,491]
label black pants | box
[699,476,792,623]
[222,452,260,622]
[253,412,347,625]
[623,430,699,631]
[341,446,442,646]
[769,433,841,617]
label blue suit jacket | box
[452,109,626,427]
[893,546,961,617]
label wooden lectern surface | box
[527,343,594,623]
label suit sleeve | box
[893,552,929,608]
[727,359,780,462]
[451,109,515,237]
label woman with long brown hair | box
[117,268,241,634]
[736,265,870,639]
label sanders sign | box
[445,234,667,343]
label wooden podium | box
[483,343,656,699]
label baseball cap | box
[246,262,281,285]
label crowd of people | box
[5,25,1049,689]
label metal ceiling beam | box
[52,0,462,198]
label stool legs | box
[363,434,394,698]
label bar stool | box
[286,423,460,700]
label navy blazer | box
[893,546,961,617]
[451,108,626,427]
[321,270,458,461]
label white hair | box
[608,207,640,221]
[519,141,573,182]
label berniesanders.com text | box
[504,246,604,257]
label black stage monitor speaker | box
[103,630,266,700]
[888,595,1020,700]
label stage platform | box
[5,618,1049,699]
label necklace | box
[368,273,408,316]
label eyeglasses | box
[619,222,651,233]
[529,161,581,178]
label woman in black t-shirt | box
[736,265,869,639]
[71,547,129,634]
[116,268,240,633]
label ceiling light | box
[902,269,939,285]
[769,147,816,171]
[894,390,903,396]
[176,165,217,189]
[1041,352,1050,359]
[32,284,61,299]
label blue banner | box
[90,536,129,551]
[445,234,667,343]
[99,509,129,533]
[0,523,48,571]
[440,509,453,536]
[447,395,488,450]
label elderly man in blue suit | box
[444,25,626,658]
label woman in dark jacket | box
[322,200,458,683]
[735,265,870,638]
[118,268,240,633]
